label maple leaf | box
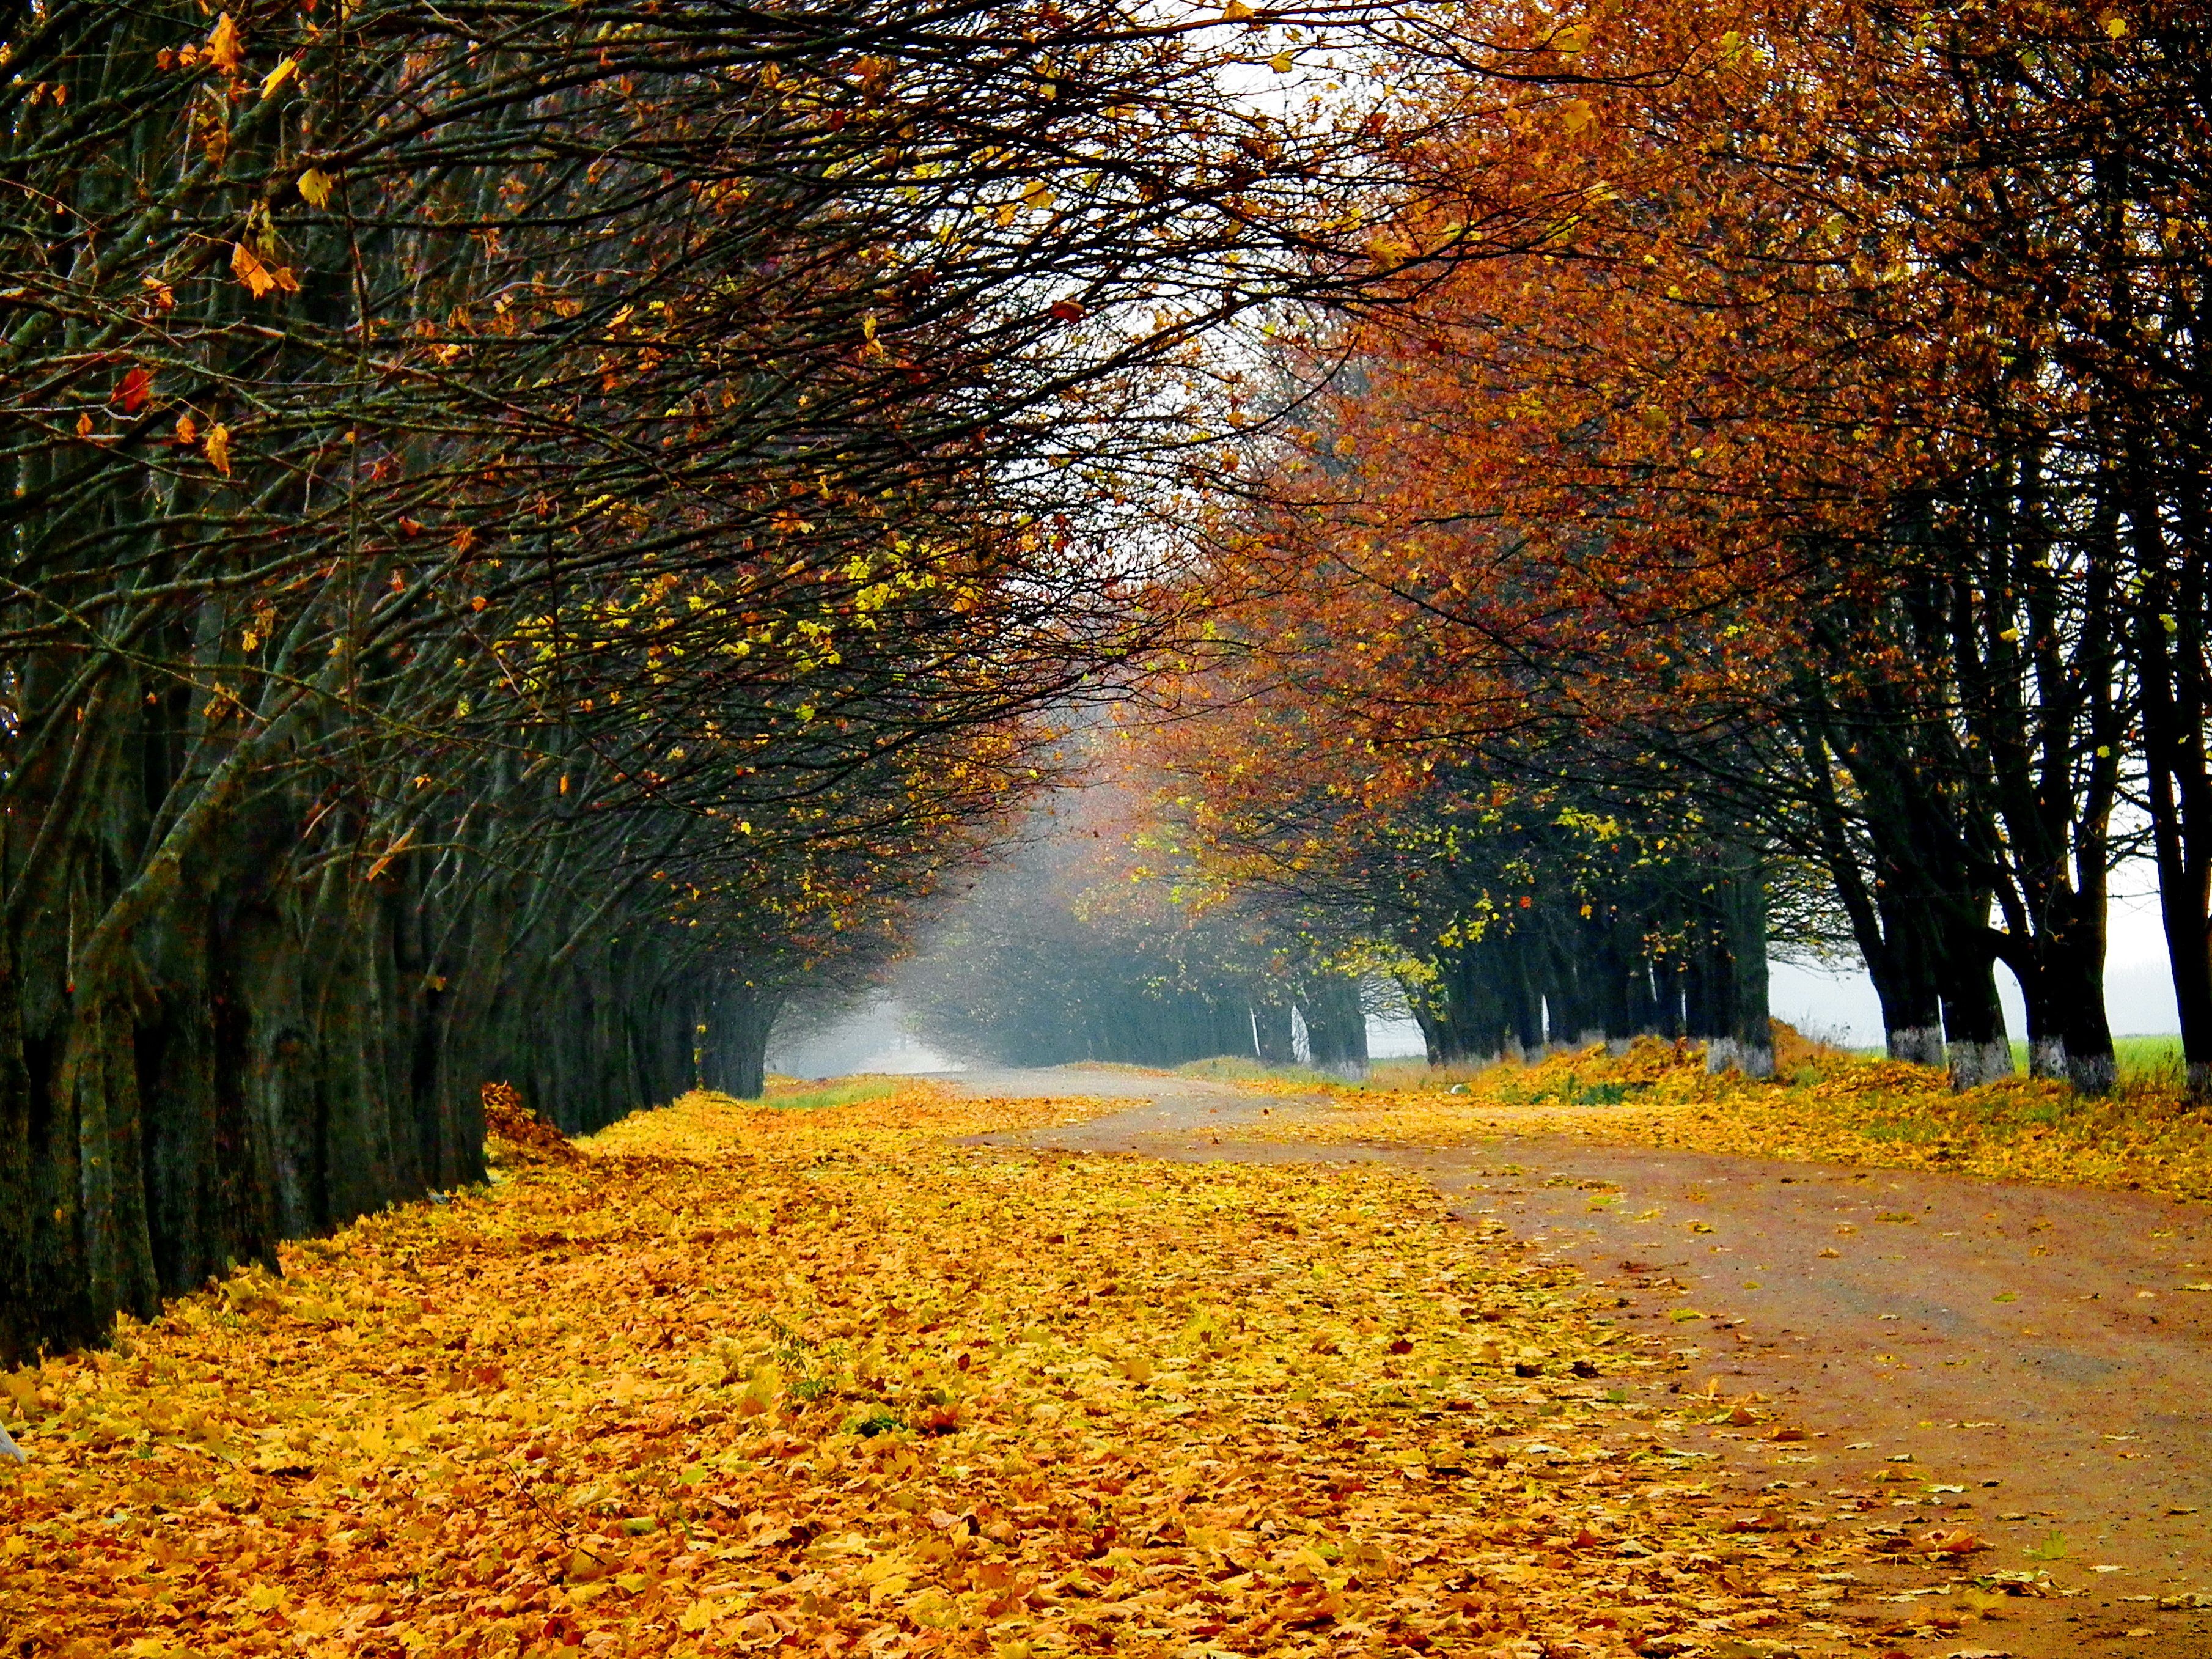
[232,241,277,299]
[116,367,152,414]
[207,12,243,75]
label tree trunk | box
[702,978,781,1099]
[1938,916,2015,1089]
[1697,854,1774,1078]
[1296,976,1369,1078]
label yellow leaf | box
[75,411,93,439]
[1269,51,1294,71]
[1222,0,1255,17]
[175,411,198,446]
[244,1584,286,1613]
[261,57,298,99]
[290,1602,342,1637]
[1022,179,1056,212]
[1116,1353,1154,1383]
[907,1587,960,1629]
[677,1598,726,1632]
[1558,97,1595,134]
[298,168,335,208]
[208,12,243,75]
[205,423,233,477]
[2103,12,2128,37]
[1551,23,1591,55]
[232,241,277,300]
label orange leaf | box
[231,241,277,300]
[116,367,153,414]
[205,423,232,476]
[1924,1528,1988,1554]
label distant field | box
[2012,1034,2182,1081]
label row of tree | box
[0,0,1403,1361]
[1139,0,2208,1094]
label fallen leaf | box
[1923,1528,1988,1554]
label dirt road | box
[952,1065,2212,1658]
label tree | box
[0,0,1405,1360]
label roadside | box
[964,1065,2212,1658]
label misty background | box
[768,857,2184,1079]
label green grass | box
[2002,1034,2182,1082]
[2113,1034,2184,1080]
[756,1076,913,1112]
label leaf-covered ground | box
[0,1086,1955,1659]
[1240,1040,2212,1202]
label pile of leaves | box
[0,1085,1944,1659]
[482,1083,582,1169]
[1262,1040,2212,1202]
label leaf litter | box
[2,1084,2000,1658]
[1237,1039,2212,1203]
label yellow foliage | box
[3,1084,1908,1654]
[1251,1035,2212,1201]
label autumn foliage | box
[1143,0,2211,1095]
[0,0,1397,1360]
